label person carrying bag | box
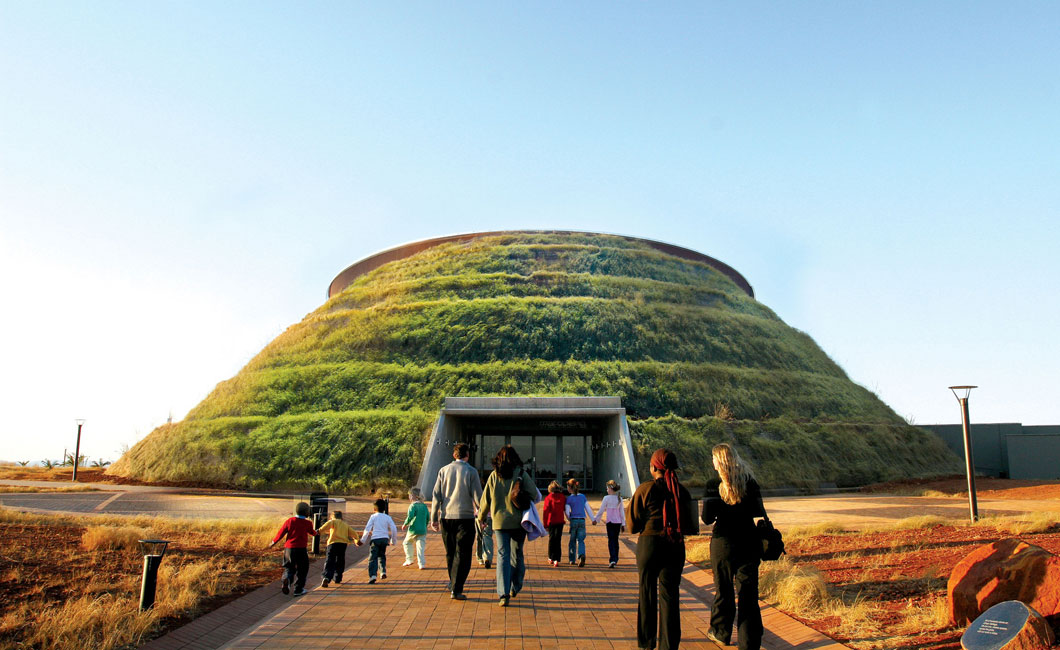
[478,445,541,607]
[701,443,767,650]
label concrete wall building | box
[924,423,1060,480]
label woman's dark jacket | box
[701,477,765,540]
[629,478,693,537]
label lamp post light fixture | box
[138,539,171,611]
[72,419,85,481]
[949,385,979,523]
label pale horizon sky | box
[2,3,1058,464]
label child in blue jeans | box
[565,479,595,566]
[359,498,398,583]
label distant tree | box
[64,453,86,467]
[42,459,56,469]
[91,459,111,468]
[17,460,29,467]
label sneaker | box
[418,565,426,570]
[320,579,330,587]
[292,589,307,597]
[281,578,290,595]
[609,562,616,568]
[368,577,376,584]
[484,560,491,569]
[402,560,414,567]
[569,560,576,565]
[381,572,387,580]
[578,555,585,567]
[451,592,467,600]
[498,595,509,607]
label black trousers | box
[323,542,347,581]
[606,523,622,563]
[636,534,685,650]
[282,547,310,591]
[441,518,476,595]
[709,535,762,650]
[547,524,564,562]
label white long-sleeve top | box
[596,494,626,526]
[362,512,398,544]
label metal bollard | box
[138,540,170,611]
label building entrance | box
[417,397,639,499]
[473,432,594,491]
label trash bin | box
[309,491,329,519]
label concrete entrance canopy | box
[417,396,640,499]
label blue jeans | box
[568,518,587,562]
[368,539,389,579]
[494,528,527,597]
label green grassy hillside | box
[109,233,961,490]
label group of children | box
[542,478,626,568]
[268,480,627,594]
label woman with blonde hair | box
[701,443,766,650]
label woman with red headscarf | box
[629,448,693,650]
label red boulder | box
[948,538,1060,627]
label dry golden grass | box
[889,595,951,637]
[982,510,1060,535]
[82,525,151,552]
[784,521,850,540]
[24,595,158,650]
[759,556,829,611]
[685,536,710,564]
[0,509,278,650]
[0,485,99,493]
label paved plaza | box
[5,480,1060,649]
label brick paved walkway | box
[217,522,844,650]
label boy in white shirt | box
[359,498,398,584]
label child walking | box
[542,480,567,567]
[318,510,359,587]
[359,498,398,584]
[267,501,319,596]
[401,487,429,569]
[476,511,494,569]
[565,478,595,566]
[595,479,627,568]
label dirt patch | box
[863,475,1060,500]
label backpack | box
[757,516,786,561]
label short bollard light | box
[138,539,170,611]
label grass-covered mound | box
[110,232,960,491]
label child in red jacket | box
[541,481,567,567]
[267,501,319,596]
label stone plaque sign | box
[962,600,1053,650]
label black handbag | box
[757,516,786,561]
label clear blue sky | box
[2,3,1058,463]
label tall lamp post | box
[72,418,86,481]
[949,386,978,523]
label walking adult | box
[701,443,766,650]
[430,442,483,600]
[629,448,693,650]
[478,444,541,607]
